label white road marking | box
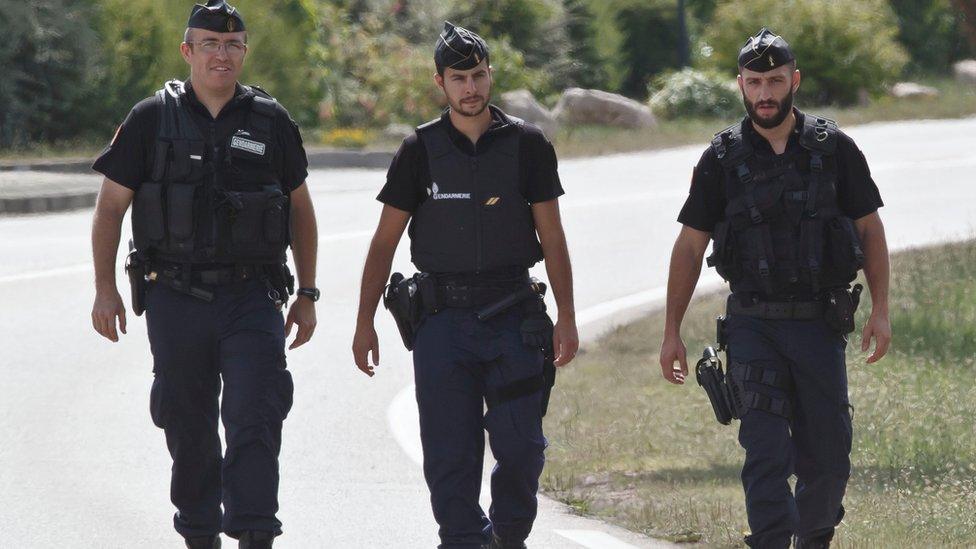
[0,229,374,286]
[555,529,641,549]
[387,383,423,466]
[0,263,91,284]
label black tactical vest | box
[131,80,289,265]
[706,113,865,298]
[409,112,544,274]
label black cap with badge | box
[737,28,795,72]
[435,21,489,73]
[187,0,246,33]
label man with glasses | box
[90,1,318,548]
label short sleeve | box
[677,147,727,232]
[519,125,564,204]
[834,132,883,220]
[377,133,426,212]
[91,96,158,191]
[276,109,309,192]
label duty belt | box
[155,263,269,285]
[727,298,823,320]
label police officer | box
[90,2,319,548]
[352,22,579,549]
[658,29,892,548]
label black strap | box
[728,298,823,319]
[739,363,791,391]
[742,391,792,420]
[485,374,546,409]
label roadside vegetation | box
[542,239,976,547]
[3,0,973,160]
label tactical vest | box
[409,113,544,274]
[131,80,289,265]
[706,113,865,298]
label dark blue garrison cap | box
[435,21,489,72]
[187,0,246,33]
[738,28,795,72]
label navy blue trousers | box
[413,307,547,549]
[726,311,852,548]
[145,279,293,539]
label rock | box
[382,123,414,141]
[890,82,940,99]
[953,59,976,85]
[497,89,558,136]
[553,88,657,129]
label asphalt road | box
[1,116,974,548]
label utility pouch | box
[125,241,148,317]
[166,183,197,248]
[133,182,166,244]
[221,187,289,259]
[695,347,737,425]
[823,284,862,334]
[384,273,422,351]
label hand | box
[352,323,379,377]
[861,309,891,364]
[285,296,317,350]
[552,317,579,367]
[659,334,688,384]
[92,288,127,342]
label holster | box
[125,242,148,317]
[695,346,739,425]
[383,273,424,351]
[823,283,863,334]
[520,293,556,417]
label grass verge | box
[552,77,976,159]
[542,240,976,547]
[4,79,973,164]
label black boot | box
[185,535,220,549]
[238,530,274,549]
[489,533,527,549]
[794,531,834,548]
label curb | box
[0,147,396,174]
[0,192,98,215]
[0,148,395,216]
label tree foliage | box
[0,0,102,148]
[701,0,909,105]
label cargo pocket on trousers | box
[149,373,168,429]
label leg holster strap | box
[484,374,547,410]
[740,390,792,420]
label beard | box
[449,90,491,118]
[744,88,794,129]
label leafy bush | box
[699,0,909,105]
[649,68,740,119]
[0,0,103,148]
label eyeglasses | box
[187,40,247,56]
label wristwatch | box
[297,287,320,302]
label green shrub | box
[699,0,909,105]
[649,68,740,119]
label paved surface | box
[0,116,974,548]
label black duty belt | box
[727,298,823,320]
[435,285,517,309]
[154,263,269,285]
